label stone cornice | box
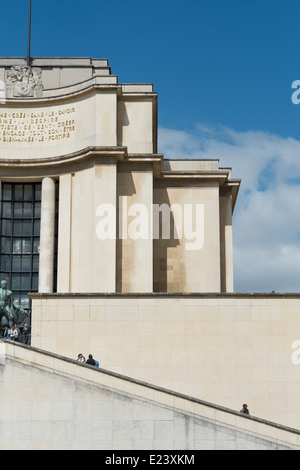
[30,291,300,299]
[2,77,157,105]
[0,146,241,209]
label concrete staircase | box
[0,340,299,450]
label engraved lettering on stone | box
[6,66,43,97]
[0,107,76,143]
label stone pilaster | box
[38,177,56,293]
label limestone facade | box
[3,57,299,437]
[30,292,300,430]
[0,57,240,295]
[0,340,298,450]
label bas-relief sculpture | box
[6,65,43,98]
[0,280,29,327]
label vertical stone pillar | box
[57,174,72,293]
[39,177,56,293]
[69,162,117,293]
[220,191,234,293]
[224,194,234,293]
[117,163,153,293]
[93,162,117,293]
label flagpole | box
[27,0,32,66]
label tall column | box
[117,163,153,293]
[69,163,117,293]
[224,194,234,292]
[93,162,117,292]
[57,174,72,293]
[39,177,56,293]
[220,191,234,293]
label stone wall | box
[31,292,300,430]
[0,341,298,450]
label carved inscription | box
[0,107,76,143]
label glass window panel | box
[21,273,30,290]
[32,255,39,272]
[34,202,41,218]
[33,238,40,254]
[13,220,22,236]
[0,273,9,284]
[1,255,10,271]
[22,239,31,254]
[13,292,21,306]
[13,239,22,254]
[14,203,23,218]
[32,273,38,291]
[0,238,10,254]
[2,184,12,201]
[12,274,21,290]
[0,182,48,300]
[2,202,12,218]
[22,256,31,272]
[20,293,30,308]
[14,185,23,201]
[23,203,32,218]
[34,220,40,236]
[35,185,41,201]
[24,185,33,201]
[23,220,32,236]
[2,220,11,236]
[12,255,21,271]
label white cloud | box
[158,125,300,292]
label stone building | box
[0,57,240,300]
[1,58,300,446]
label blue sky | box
[1,0,300,292]
[1,0,299,137]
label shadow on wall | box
[153,180,182,292]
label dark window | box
[0,183,42,311]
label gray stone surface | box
[0,57,115,95]
[0,344,295,450]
